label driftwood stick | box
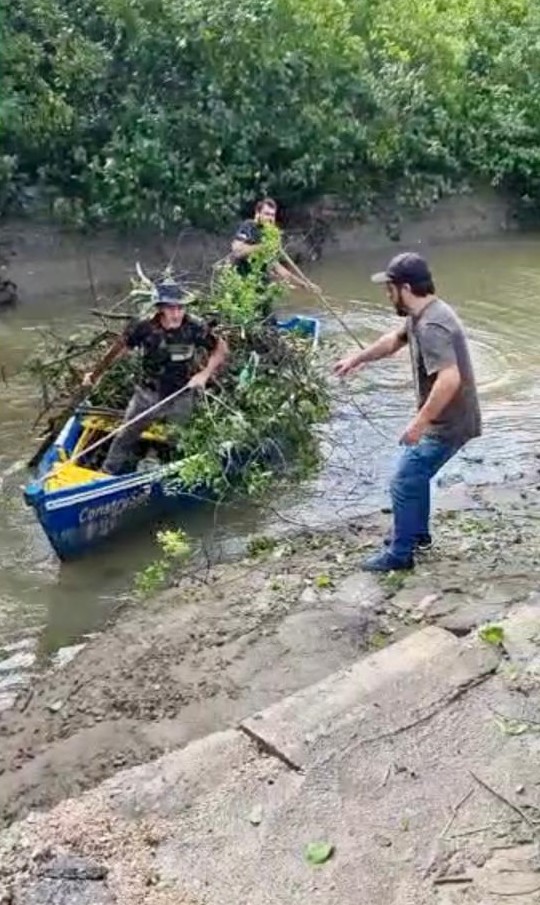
[441,787,475,839]
[469,771,536,829]
[90,308,134,320]
[85,256,99,305]
[433,876,473,886]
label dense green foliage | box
[3,0,540,227]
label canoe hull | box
[24,315,320,560]
[25,468,202,559]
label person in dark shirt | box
[231,198,319,294]
[83,279,228,474]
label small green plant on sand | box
[478,623,505,647]
[247,535,278,558]
[494,715,539,737]
[379,571,406,594]
[304,841,334,866]
[314,573,332,589]
[369,631,389,651]
[156,528,191,559]
[134,528,191,597]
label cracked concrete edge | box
[240,626,500,768]
[85,627,502,811]
[1,626,503,841]
[97,627,488,810]
[4,611,540,905]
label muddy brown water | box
[0,234,539,707]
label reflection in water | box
[0,235,539,701]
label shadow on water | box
[1,234,539,704]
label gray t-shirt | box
[405,298,482,446]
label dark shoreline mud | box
[0,187,517,304]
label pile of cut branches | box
[26,242,329,499]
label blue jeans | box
[390,436,459,559]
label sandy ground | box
[0,470,538,833]
[1,597,539,904]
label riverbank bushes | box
[2,0,540,228]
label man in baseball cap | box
[371,251,433,289]
[334,252,481,572]
[84,277,228,474]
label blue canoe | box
[24,315,320,560]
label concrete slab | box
[329,571,384,610]
[502,603,540,668]
[4,623,540,905]
[153,679,540,905]
[151,675,539,905]
[439,597,514,634]
[241,627,499,767]
[105,728,300,822]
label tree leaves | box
[479,623,505,646]
[314,574,332,589]
[4,0,540,225]
[304,841,335,865]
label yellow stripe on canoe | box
[45,461,108,492]
[45,415,169,491]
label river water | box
[1,235,539,707]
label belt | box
[141,379,189,396]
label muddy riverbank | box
[0,466,538,828]
[0,205,539,803]
[1,230,539,703]
[0,188,517,301]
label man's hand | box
[82,371,95,388]
[400,414,429,446]
[333,351,365,378]
[231,239,261,260]
[187,371,209,391]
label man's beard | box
[393,287,408,317]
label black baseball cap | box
[371,252,433,286]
